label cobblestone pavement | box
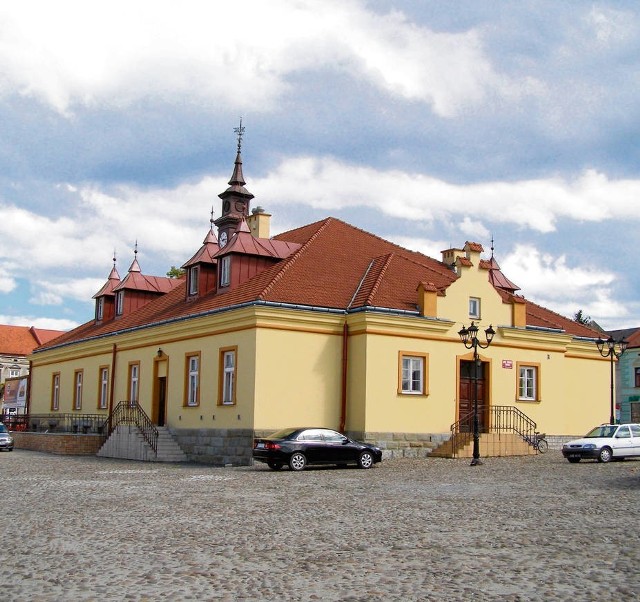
[1,449,639,601]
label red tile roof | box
[36,216,601,350]
[0,325,66,355]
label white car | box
[0,424,14,451]
[562,423,640,463]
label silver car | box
[0,424,14,452]
[562,423,640,463]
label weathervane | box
[234,118,245,153]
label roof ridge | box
[364,253,395,306]
[257,218,333,299]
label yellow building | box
[29,139,610,464]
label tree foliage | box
[166,266,186,279]
[574,309,591,325]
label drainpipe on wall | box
[26,359,33,415]
[339,322,348,433]
[108,343,117,432]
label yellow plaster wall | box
[438,263,513,329]
[30,341,113,415]
[252,318,344,431]
[345,316,610,437]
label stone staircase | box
[97,425,189,462]
[429,432,536,458]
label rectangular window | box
[128,362,140,406]
[635,367,640,388]
[517,363,540,401]
[51,373,60,411]
[219,347,237,405]
[115,291,124,315]
[220,256,231,287]
[9,369,20,378]
[399,352,428,395]
[96,297,104,321]
[185,353,200,406]
[469,297,481,318]
[98,367,109,410]
[188,266,199,296]
[73,370,83,410]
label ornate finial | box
[234,117,244,153]
[490,236,495,258]
[113,249,117,266]
[210,206,215,230]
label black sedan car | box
[253,427,382,471]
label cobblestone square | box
[1,450,638,601]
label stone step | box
[430,432,536,458]
[97,425,188,462]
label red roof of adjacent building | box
[0,325,66,355]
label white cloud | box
[498,243,630,327]
[0,313,77,331]
[31,278,104,306]
[0,0,508,117]
[501,244,615,300]
[256,158,640,232]
[0,266,17,293]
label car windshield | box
[585,425,616,438]
[266,428,300,439]
[0,425,8,433]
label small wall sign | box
[502,360,513,369]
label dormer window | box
[220,256,231,287]
[96,297,104,321]
[188,266,199,296]
[115,290,124,316]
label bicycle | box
[531,431,548,453]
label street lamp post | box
[595,335,628,425]
[458,321,495,466]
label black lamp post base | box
[470,458,483,466]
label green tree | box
[166,266,185,279]
[574,309,591,325]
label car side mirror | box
[341,437,349,445]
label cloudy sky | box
[1,0,639,332]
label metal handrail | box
[2,413,108,435]
[109,401,159,455]
[450,405,537,458]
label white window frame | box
[469,297,481,319]
[9,369,20,378]
[99,367,109,410]
[115,290,124,315]
[400,353,427,395]
[220,256,231,287]
[518,364,539,401]
[186,354,200,406]
[188,266,199,296]
[74,370,83,410]
[51,373,60,411]
[129,363,140,405]
[96,297,104,320]
[220,348,236,405]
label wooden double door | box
[458,360,488,432]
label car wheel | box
[358,451,374,469]
[267,461,283,470]
[536,439,549,454]
[567,457,581,463]
[597,447,613,463]
[289,452,307,471]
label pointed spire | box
[108,249,120,280]
[128,241,141,273]
[234,117,245,153]
[203,207,218,244]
